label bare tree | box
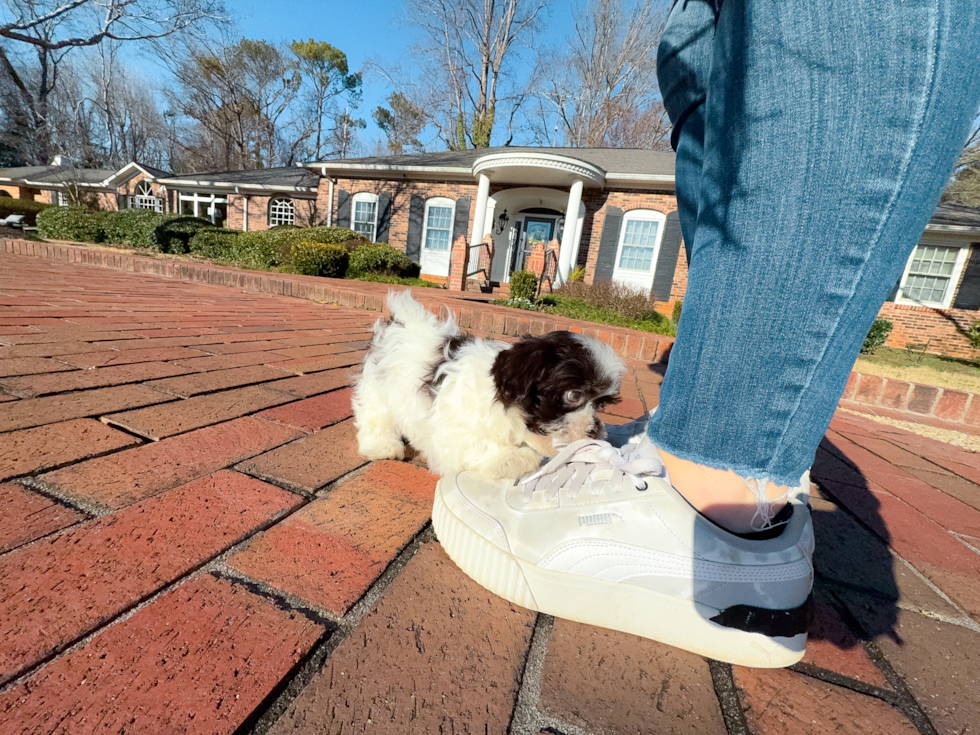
[944,107,980,208]
[399,0,547,149]
[0,0,224,163]
[527,0,670,149]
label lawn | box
[855,347,980,393]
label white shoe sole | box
[433,479,806,668]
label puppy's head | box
[492,331,625,449]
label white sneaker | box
[433,438,814,668]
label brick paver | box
[2,249,980,734]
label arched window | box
[268,196,295,227]
[612,209,667,292]
[422,197,455,251]
[351,192,379,241]
[134,181,163,212]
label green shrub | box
[292,241,349,278]
[861,318,894,355]
[967,321,980,349]
[671,299,683,326]
[153,216,214,253]
[509,270,538,302]
[0,198,52,226]
[101,209,167,249]
[349,242,420,278]
[36,206,104,242]
[188,228,241,259]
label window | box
[617,211,664,272]
[133,181,163,213]
[423,198,455,251]
[352,193,378,241]
[57,191,69,206]
[268,197,295,227]
[178,191,228,224]
[898,242,968,308]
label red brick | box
[880,378,912,409]
[227,461,434,614]
[0,360,191,397]
[601,395,646,419]
[237,418,365,493]
[840,372,860,401]
[0,357,76,378]
[802,591,890,687]
[0,483,85,554]
[0,471,300,682]
[199,339,290,354]
[268,542,534,735]
[0,341,111,359]
[934,389,971,421]
[539,619,725,734]
[170,349,289,372]
[56,346,209,368]
[0,384,175,433]
[105,384,294,440]
[0,575,322,735]
[274,341,369,360]
[964,394,980,426]
[907,384,940,414]
[263,367,356,398]
[267,350,367,375]
[0,419,139,481]
[39,416,302,509]
[256,387,353,431]
[734,667,918,735]
[144,364,289,397]
[854,374,884,404]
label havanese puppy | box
[352,290,625,479]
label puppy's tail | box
[381,289,459,339]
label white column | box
[470,172,492,245]
[557,178,584,284]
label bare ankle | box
[657,450,791,534]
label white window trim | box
[134,181,163,213]
[614,209,667,274]
[351,192,379,242]
[268,196,295,227]
[57,190,69,206]
[178,191,228,223]
[422,197,456,251]
[896,238,970,310]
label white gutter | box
[325,170,334,227]
[924,224,980,235]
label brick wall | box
[319,178,480,249]
[225,194,321,232]
[0,185,38,200]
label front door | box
[515,217,555,274]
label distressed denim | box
[649,0,980,486]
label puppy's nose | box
[587,419,605,439]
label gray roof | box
[160,166,319,191]
[0,164,116,187]
[929,202,980,230]
[310,146,676,179]
[136,163,172,179]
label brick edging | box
[841,371,980,427]
[1,238,674,363]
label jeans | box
[648,0,980,486]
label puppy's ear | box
[491,334,551,408]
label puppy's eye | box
[564,390,585,406]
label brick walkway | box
[1,251,978,735]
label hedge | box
[349,242,420,278]
[292,241,349,278]
[101,210,167,249]
[36,206,104,242]
[509,270,538,302]
[153,216,214,254]
[187,225,366,270]
[0,198,52,226]
[188,228,241,260]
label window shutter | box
[592,206,623,283]
[452,197,471,243]
[406,194,425,262]
[116,193,126,210]
[651,210,683,302]
[376,193,392,243]
[952,244,980,310]
[336,190,351,229]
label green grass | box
[493,294,676,336]
[346,272,442,288]
[858,346,980,375]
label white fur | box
[352,291,578,479]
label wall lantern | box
[495,208,510,234]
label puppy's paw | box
[357,434,406,461]
[483,446,544,481]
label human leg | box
[650,0,980,531]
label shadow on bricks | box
[809,437,900,649]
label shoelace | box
[520,439,664,503]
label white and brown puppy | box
[352,290,624,479]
